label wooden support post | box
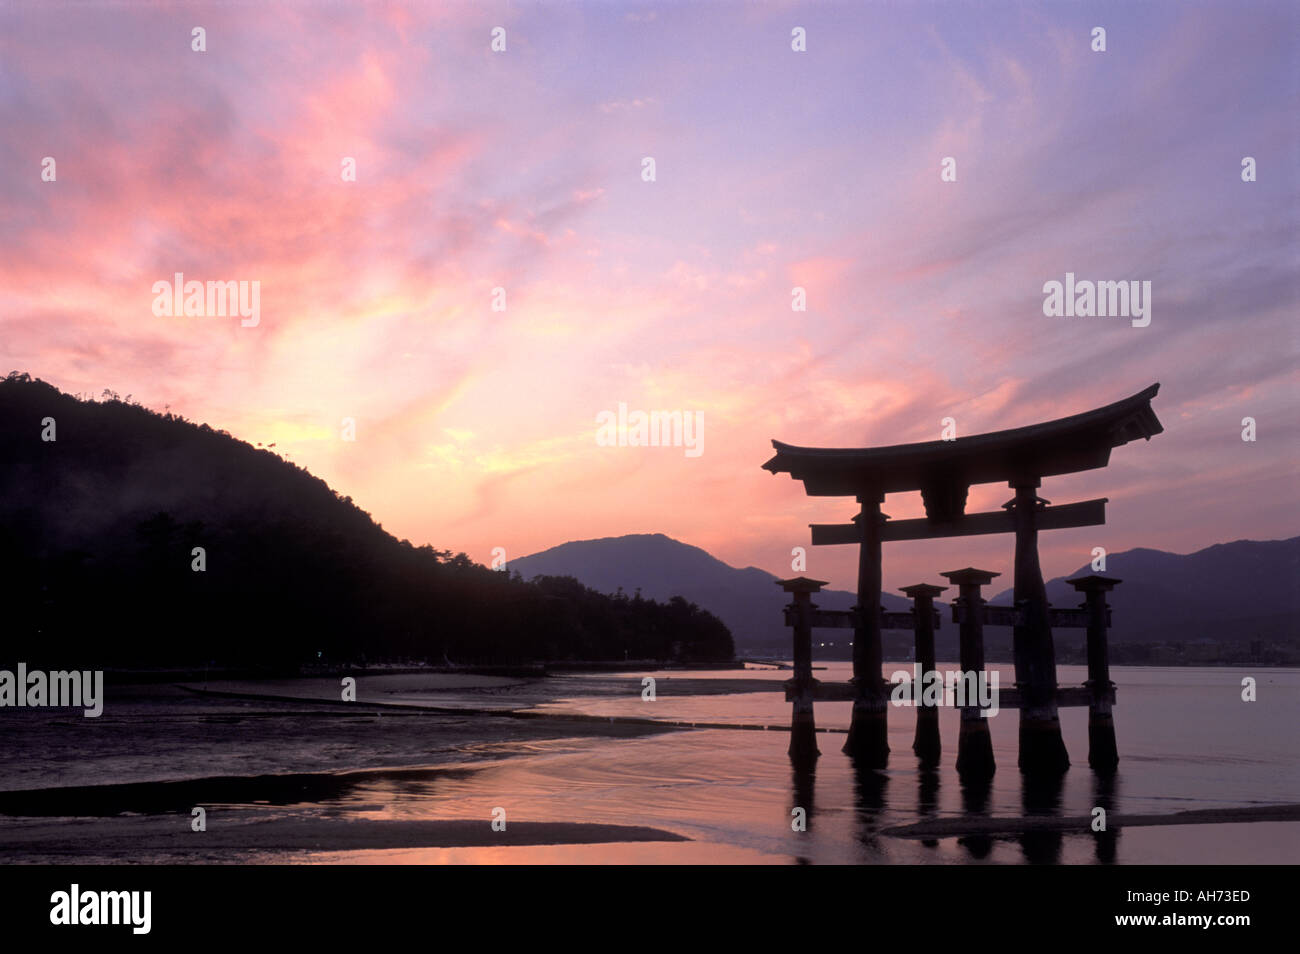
[940,568,999,780]
[901,583,947,766]
[1068,574,1121,773]
[844,493,889,766]
[776,577,827,765]
[1008,480,1070,774]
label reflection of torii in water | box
[763,384,1163,775]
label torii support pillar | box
[900,583,947,766]
[1009,481,1070,774]
[777,576,826,765]
[844,493,889,767]
[1068,574,1121,773]
[941,568,999,780]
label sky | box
[1,0,1296,594]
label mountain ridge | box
[513,532,1300,655]
[0,373,735,667]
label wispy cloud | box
[0,0,1294,591]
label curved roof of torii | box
[763,383,1162,498]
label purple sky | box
[1,0,1296,592]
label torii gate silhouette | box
[762,384,1163,774]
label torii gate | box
[762,384,1163,773]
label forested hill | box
[0,373,733,669]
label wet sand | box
[0,764,492,816]
[882,804,1300,838]
[0,814,688,861]
[0,679,688,795]
[181,681,794,731]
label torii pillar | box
[843,492,890,767]
[941,567,999,779]
[777,576,826,765]
[1068,573,1121,773]
[1009,480,1070,774]
[900,582,946,766]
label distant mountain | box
[513,533,1300,656]
[510,533,913,651]
[0,374,734,667]
[990,537,1300,645]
